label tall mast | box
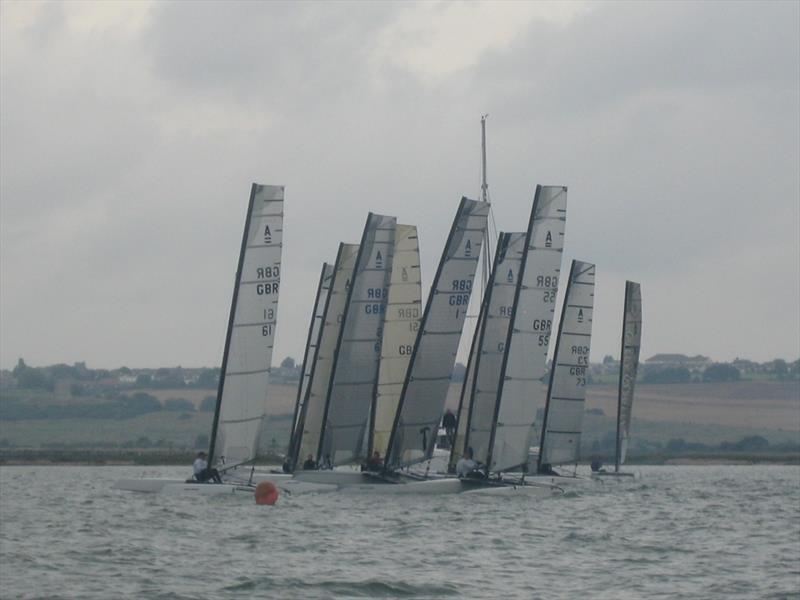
[480,115,491,299]
[481,114,489,204]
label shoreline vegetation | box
[2,359,798,468]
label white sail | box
[288,262,334,466]
[295,243,359,466]
[462,232,527,467]
[386,197,489,469]
[321,213,396,466]
[488,185,568,474]
[538,259,596,468]
[210,183,284,467]
[616,281,642,470]
[370,224,422,459]
[448,300,484,473]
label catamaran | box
[113,183,291,495]
[532,259,596,484]
[593,280,642,479]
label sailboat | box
[286,262,335,471]
[534,259,596,482]
[290,243,360,471]
[593,280,642,478]
[113,183,289,495]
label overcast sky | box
[1,0,798,370]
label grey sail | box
[538,259,596,469]
[461,232,526,468]
[370,224,422,460]
[209,184,284,468]
[488,185,568,474]
[386,197,489,470]
[287,262,334,468]
[295,243,359,467]
[616,281,642,470]
[320,213,396,466]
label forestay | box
[209,184,284,468]
[295,243,359,467]
[488,185,568,474]
[321,213,396,466]
[287,263,334,468]
[616,281,642,470]
[370,224,422,459]
[463,232,526,468]
[386,197,489,469]
[538,259,596,469]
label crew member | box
[193,451,222,483]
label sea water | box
[0,465,798,599]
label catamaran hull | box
[112,473,307,495]
[112,478,252,495]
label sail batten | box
[537,259,596,469]
[386,197,489,470]
[616,281,642,470]
[209,183,285,468]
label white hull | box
[112,478,253,495]
[112,472,308,496]
[291,470,368,486]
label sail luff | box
[616,280,642,470]
[207,184,259,467]
[385,197,489,470]
[537,259,596,469]
[320,213,396,466]
[288,262,334,468]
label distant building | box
[645,353,711,374]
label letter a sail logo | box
[264,225,272,243]
[545,231,553,248]
[577,308,584,323]
[507,268,514,283]
[465,240,472,257]
[376,250,383,269]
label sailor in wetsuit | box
[302,454,316,470]
[366,451,383,471]
[455,447,478,478]
[193,451,222,483]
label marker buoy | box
[254,480,279,505]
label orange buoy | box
[254,480,279,505]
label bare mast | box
[480,114,491,295]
